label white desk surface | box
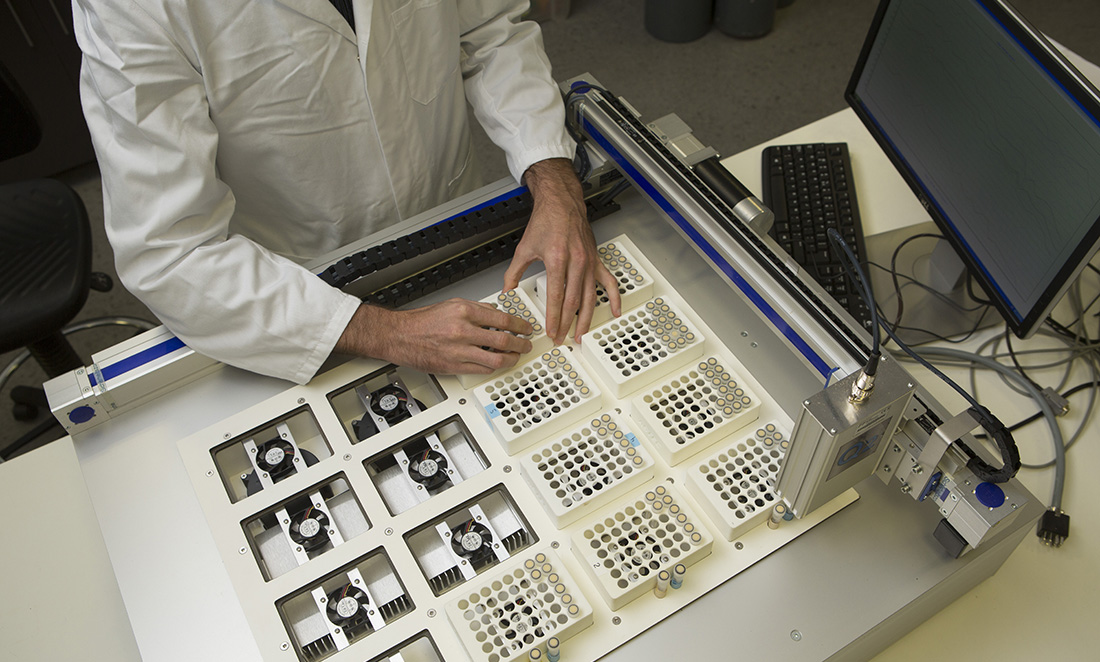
[32,43,1099,662]
[0,438,142,661]
[719,44,1100,661]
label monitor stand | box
[864,221,1000,346]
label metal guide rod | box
[569,83,866,378]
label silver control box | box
[777,353,916,517]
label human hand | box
[504,158,621,345]
[334,300,533,374]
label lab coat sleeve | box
[73,1,361,384]
[457,0,576,183]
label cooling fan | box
[353,384,423,441]
[325,583,370,628]
[451,519,494,560]
[408,449,450,491]
[289,506,331,552]
[242,437,319,496]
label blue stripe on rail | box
[88,336,187,387]
[582,117,834,379]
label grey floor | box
[4,0,1100,457]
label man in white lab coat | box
[72,0,620,384]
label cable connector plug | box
[1040,386,1070,416]
[849,351,881,405]
[1037,508,1070,547]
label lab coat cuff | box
[293,293,363,385]
[508,140,578,186]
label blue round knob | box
[68,405,96,424]
[975,482,1006,509]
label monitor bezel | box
[845,0,1100,338]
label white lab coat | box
[72,0,574,384]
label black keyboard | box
[762,142,873,329]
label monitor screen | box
[846,0,1100,338]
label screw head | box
[459,398,467,405]
[741,331,749,337]
[428,609,437,618]
[503,465,512,473]
[343,454,352,461]
[280,642,289,651]
[750,342,758,348]
[551,541,560,549]
[791,630,803,642]
[239,547,247,555]
[225,433,232,439]
[206,470,213,477]
[385,527,394,536]
[297,398,305,405]
[612,616,621,625]
[735,542,744,550]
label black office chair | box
[0,179,153,458]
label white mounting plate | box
[176,235,858,662]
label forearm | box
[523,158,584,207]
[333,304,391,360]
[333,299,534,375]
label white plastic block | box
[521,412,657,529]
[473,348,603,455]
[445,549,594,662]
[535,235,655,333]
[685,423,791,541]
[580,297,704,399]
[629,357,761,466]
[571,484,713,611]
[459,288,555,389]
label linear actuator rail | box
[567,79,872,378]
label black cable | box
[977,381,1095,437]
[595,178,631,207]
[887,232,942,332]
[966,273,995,306]
[874,232,993,344]
[828,229,880,356]
[832,231,1020,483]
[563,82,612,181]
[1004,326,1041,390]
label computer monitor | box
[846,0,1100,341]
